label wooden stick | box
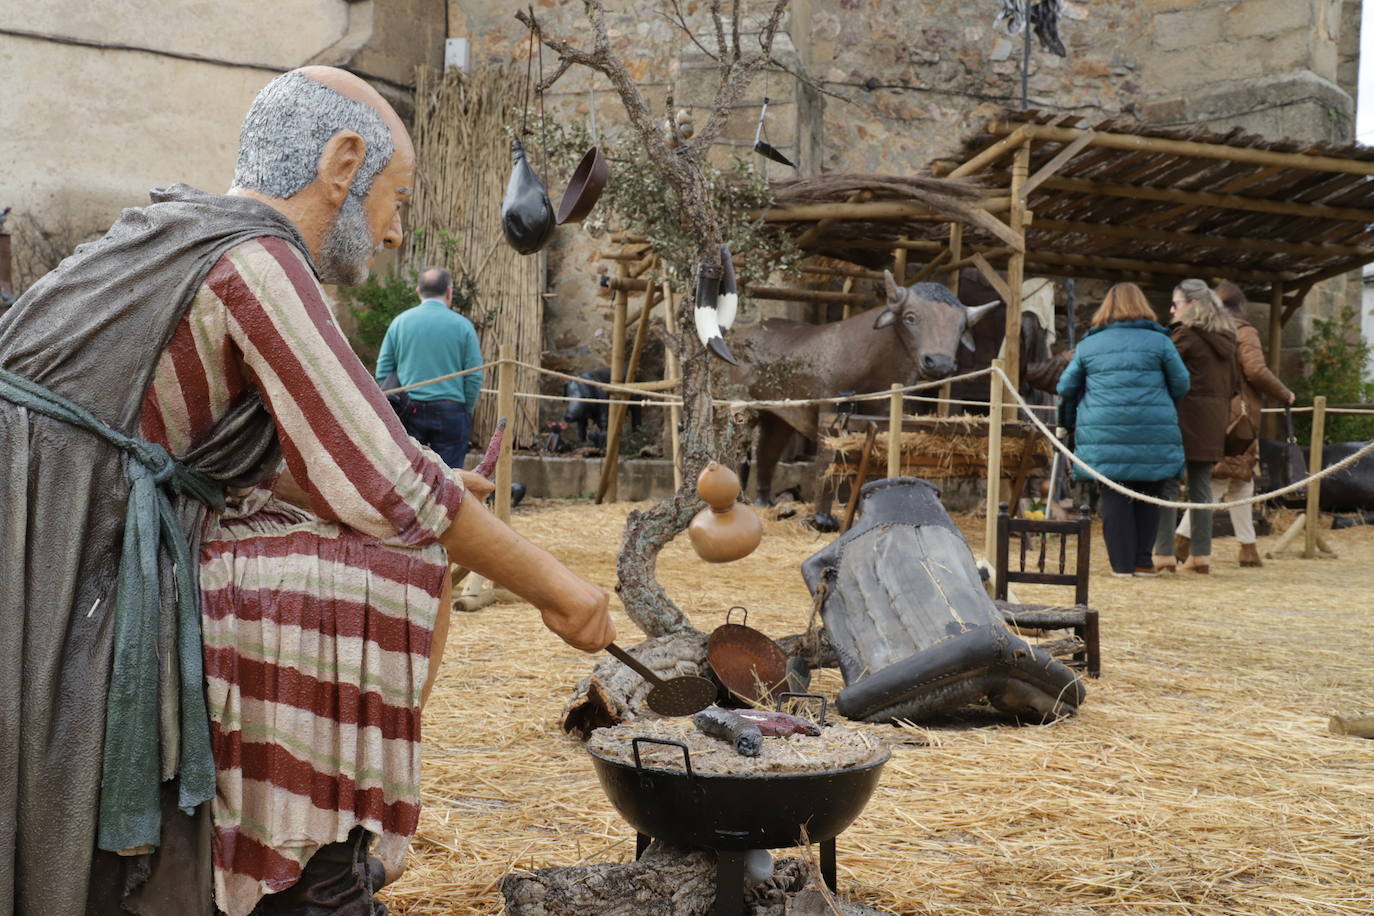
[1030,219,1374,260]
[596,264,630,504]
[947,223,963,293]
[662,282,683,492]
[984,359,1006,576]
[1008,175,1374,223]
[795,190,871,249]
[1024,250,1280,285]
[1266,512,1307,558]
[1265,282,1285,440]
[936,381,952,418]
[1304,395,1326,559]
[822,239,944,253]
[495,348,515,524]
[971,253,1014,312]
[887,384,902,479]
[599,270,658,503]
[751,200,1011,222]
[1329,713,1374,739]
[1003,143,1029,406]
[908,248,952,284]
[841,423,879,533]
[1020,130,1097,197]
[892,236,908,286]
[987,120,1374,177]
[943,125,1029,178]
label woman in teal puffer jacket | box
[1058,283,1190,577]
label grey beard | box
[318,193,375,285]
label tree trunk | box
[502,842,884,916]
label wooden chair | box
[993,502,1101,678]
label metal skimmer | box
[605,642,716,716]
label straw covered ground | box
[382,499,1374,915]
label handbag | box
[1222,396,1256,457]
[379,371,410,417]
[1277,405,1308,509]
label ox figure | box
[729,271,997,519]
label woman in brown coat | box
[1176,281,1295,567]
[1152,279,1238,573]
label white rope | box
[380,360,497,395]
[715,367,999,411]
[1260,405,1374,415]
[996,366,1374,512]
[475,388,681,408]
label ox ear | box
[874,308,897,330]
[965,300,1000,326]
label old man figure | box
[0,67,615,916]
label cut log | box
[501,841,878,916]
[1328,712,1374,739]
[560,631,711,739]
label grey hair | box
[233,71,394,199]
[1175,278,1235,335]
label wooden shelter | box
[757,109,1374,394]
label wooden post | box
[1265,282,1285,440]
[662,282,683,491]
[937,222,963,420]
[892,238,908,287]
[947,223,963,293]
[887,383,902,479]
[1004,144,1030,417]
[984,359,1006,576]
[600,262,630,504]
[495,346,515,524]
[1304,395,1326,558]
[598,277,658,503]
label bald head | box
[232,67,404,200]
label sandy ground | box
[382,498,1374,915]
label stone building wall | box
[447,0,1361,395]
[1,0,444,290]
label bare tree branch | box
[709,0,728,61]
[661,0,719,62]
[688,0,789,156]
[731,0,742,61]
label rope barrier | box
[995,366,1374,512]
[380,360,1371,511]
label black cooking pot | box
[588,737,888,851]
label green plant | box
[539,119,801,290]
[1291,303,1374,444]
[341,248,483,372]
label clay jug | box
[501,137,556,255]
[689,462,762,563]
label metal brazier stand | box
[587,700,888,915]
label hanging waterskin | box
[501,136,556,255]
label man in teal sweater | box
[376,266,484,468]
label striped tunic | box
[139,237,463,916]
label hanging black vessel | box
[501,136,556,255]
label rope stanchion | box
[996,366,1374,513]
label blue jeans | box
[400,399,470,469]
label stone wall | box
[1,0,443,290]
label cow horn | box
[717,242,738,331]
[693,265,739,365]
[883,269,909,307]
[965,300,1000,326]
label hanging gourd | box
[689,462,763,563]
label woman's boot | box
[1182,554,1211,574]
[1174,534,1191,564]
[1238,542,1263,567]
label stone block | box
[1153,7,1225,52]
[1226,0,1313,40]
